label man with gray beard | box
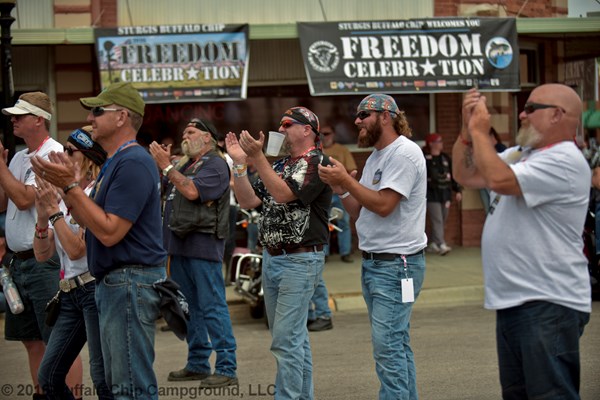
[149,118,238,388]
[452,85,591,399]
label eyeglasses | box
[91,107,124,117]
[280,120,301,129]
[523,102,566,115]
[356,111,372,121]
[63,146,81,156]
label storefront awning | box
[584,109,600,129]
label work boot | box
[340,255,354,263]
[308,317,333,332]
[439,243,452,256]
[427,243,440,254]
[200,374,239,388]
[168,368,209,381]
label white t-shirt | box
[482,141,592,313]
[6,137,63,252]
[51,186,93,279]
[356,135,427,254]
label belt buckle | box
[59,279,71,293]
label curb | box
[331,285,485,312]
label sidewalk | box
[227,246,485,312]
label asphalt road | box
[1,302,598,400]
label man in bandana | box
[225,106,331,400]
[318,94,427,400]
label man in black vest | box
[149,118,238,388]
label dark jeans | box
[38,281,113,399]
[496,301,590,400]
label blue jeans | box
[170,255,237,378]
[496,301,590,400]
[262,250,323,400]
[39,281,113,399]
[95,265,165,400]
[308,276,331,320]
[325,194,352,256]
[361,252,426,400]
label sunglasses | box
[523,102,566,115]
[356,111,372,121]
[63,146,82,156]
[321,131,333,136]
[91,107,124,117]
[280,120,301,129]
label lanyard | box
[29,136,50,155]
[90,140,137,199]
[281,146,317,172]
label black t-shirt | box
[253,149,332,249]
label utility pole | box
[0,0,15,159]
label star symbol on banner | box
[186,66,200,80]
[420,59,436,76]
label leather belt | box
[362,249,424,261]
[59,271,95,293]
[13,249,35,260]
[267,244,324,257]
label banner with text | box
[94,24,249,103]
[298,18,519,95]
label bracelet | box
[35,232,48,239]
[338,191,350,199]
[49,211,65,226]
[35,223,49,234]
[63,182,79,194]
[459,137,472,147]
[233,164,248,178]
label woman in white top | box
[33,126,113,399]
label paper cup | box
[266,131,285,156]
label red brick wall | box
[435,0,567,17]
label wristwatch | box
[162,164,174,176]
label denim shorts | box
[4,253,61,342]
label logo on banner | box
[307,41,340,73]
[485,37,513,70]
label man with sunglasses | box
[149,118,238,388]
[318,94,427,400]
[0,92,70,399]
[225,106,331,400]
[31,82,167,399]
[453,84,591,399]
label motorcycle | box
[230,206,346,319]
[231,208,265,319]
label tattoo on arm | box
[464,147,474,169]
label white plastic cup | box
[266,131,285,156]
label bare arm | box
[149,142,199,200]
[225,132,263,210]
[31,153,134,247]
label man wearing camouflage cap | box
[319,93,427,400]
[31,82,167,399]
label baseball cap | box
[425,133,442,144]
[80,82,145,117]
[357,93,399,115]
[67,125,107,166]
[2,92,53,121]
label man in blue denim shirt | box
[319,94,427,400]
[32,82,167,399]
[226,106,331,400]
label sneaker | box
[427,243,440,254]
[168,368,209,382]
[340,255,354,263]
[308,317,333,332]
[439,243,452,256]
[200,374,239,388]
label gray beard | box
[516,124,542,148]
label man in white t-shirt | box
[453,84,591,399]
[0,92,67,399]
[318,94,427,399]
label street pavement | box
[1,247,599,399]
